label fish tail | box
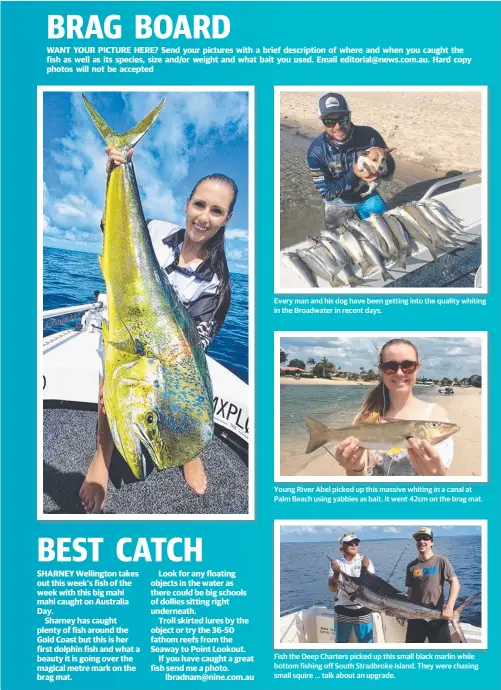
[450,591,481,642]
[82,94,166,151]
[453,591,481,620]
[381,268,394,283]
[304,417,330,454]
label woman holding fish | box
[80,139,238,512]
[305,338,458,476]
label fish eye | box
[145,411,157,426]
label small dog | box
[356,147,394,197]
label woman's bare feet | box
[183,457,207,495]
[80,380,113,514]
[79,451,110,513]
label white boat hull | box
[279,606,482,645]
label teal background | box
[1,1,500,688]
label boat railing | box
[43,302,103,329]
[420,169,481,200]
[280,601,326,617]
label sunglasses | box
[380,360,419,375]
[414,536,432,542]
[323,115,350,127]
[343,540,360,547]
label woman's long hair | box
[188,173,238,338]
[354,338,419,424]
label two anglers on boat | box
[328,528,460,643]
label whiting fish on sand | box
[284,198,469,288]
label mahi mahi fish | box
[304,417,459,454]
[335,568,480,643]
[83,95,213,479]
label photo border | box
[37,85,255,521]
[273,85,488,294]
[274,330,488,482]
[274,519,488,650]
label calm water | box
[280,536,482,626]
[43,246,248,382]
[280,383,437,449]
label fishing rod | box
[385,541,411,584]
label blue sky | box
[280,524,482,542]
[43,91,249,273]
[280,336,482,380]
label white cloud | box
[226,228,248,240]
[44,91,248,266]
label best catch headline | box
[48,15,230,40]
[38,538,203,562]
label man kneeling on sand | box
[328,532,375,643]
[307,92,395,232]
[405,527,460,643]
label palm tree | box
[307,357,316,370]
[280,349,289,365]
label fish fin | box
[381,268,394,283]
[304,417,329,454]
[388,445,404,454]
[82,94,166,151]
[451,619,467,643]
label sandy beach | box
[280,91,481,173]
[280,387,482,478]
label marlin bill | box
[82,95,213,480]
[304,417,459,454]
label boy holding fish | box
[328,532,375,643]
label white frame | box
[274,519,487,649]
[38,85,255,521]
[274,86,488,294]
[274,331,488,482]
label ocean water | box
[280,536,482,626]
[43,246,249,382]
[280,383,438,447]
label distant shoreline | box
[280,377,370,386]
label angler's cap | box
[339,532,360,545]
[318,93,350,119]
[413,527,434,540]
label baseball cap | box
[339,532,360,545]
[413,527,434,540]
[318,93,350,119]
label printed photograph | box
[275,521,485,648]
[276,333,485,480]
[41,88,252,517]
[276,88,485,291]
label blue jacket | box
[307,125,395,203]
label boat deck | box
[43,407,249,515]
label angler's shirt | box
[148,219,222,350]
[307,126,395,203]
[405,554,455,609]
[329,554,375,613]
